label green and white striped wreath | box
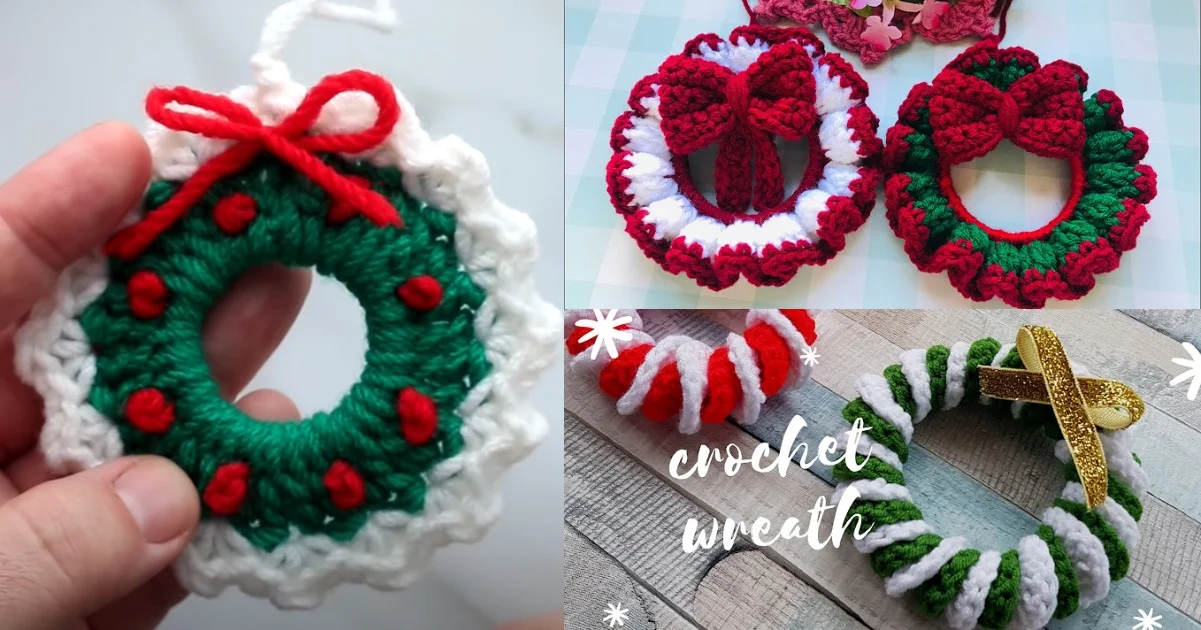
[831,337,1147,630]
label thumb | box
[0,456,199,629]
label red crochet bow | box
[105,69,402,261]
[928,60,1087,165]
[657,42,817,213]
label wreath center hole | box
[949,140,1073,235]
[687,135,811,216]
[204,269,364,421]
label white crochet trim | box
[943,341,970,409]
[614,33,872,260]
[727,332,766,424]
[835,426,903,471]
[1042,506,1110,608]
[944,549,1001,630]
[14,5,556,608]
[746,308,815,388]
[899,348,932,422]
[1010,535,1058,630]
[856,373,914,443]
[832,479,911,505]
[853,519,933,554]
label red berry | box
[397,387,438,445]
[204,462,250,516]
[324,460,366,510]
[212,193,258,235]
[128,270,168,319]
[396,276,443,312]
[125,388,175,433]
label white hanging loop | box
[250,0,396,115]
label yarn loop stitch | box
[883,38,1156,308]
[832,334,1147,630]
[566,309,817,433]
[608,26,882,290]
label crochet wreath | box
[753,0,996,65]
[14,69,557,607]
[566,309,817,433]
[883,38,1156,308]
[831,334,1147,630]
[607,25,882,290]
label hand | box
[0,122,311,630]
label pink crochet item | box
[754,0,996,64]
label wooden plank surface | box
[565,412,866,629]
[565,309,1201,629]
[565,523,699,630]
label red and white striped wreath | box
[566,309,817,434]
[607,26,882,290]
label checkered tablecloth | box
[565,0,1201,308]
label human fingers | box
[236,388,302,421]
[0,456,198,629]
[0,122,151,331]
[496,612,565,630]
[204,264,312,400]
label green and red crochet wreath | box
[883,38,1156,308]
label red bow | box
[928,60,1087,165]
[656,42,817,213]
[105,70,402,261]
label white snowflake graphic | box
[1133,607,1163,630]
[1170,341,1201,402]
[574,309,633,360]
[801,345,820,367]
[603,602,630,628]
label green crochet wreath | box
[882,39,1156,308]
[833,337,1146,630]
[81,153,491,551]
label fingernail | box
[114,457,200,544]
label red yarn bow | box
[928,60,1087,165]
[105,70,402,261]
[657,42,817,213]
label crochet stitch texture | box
[833,338,1146,629]
[15,68,558,608]
[753,0,996,64]
[608,25,881,290]
[566,309,817,433]
[883,38,1156,308]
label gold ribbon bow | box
[978,326,1144,509]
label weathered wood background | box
[564,310,1201,630]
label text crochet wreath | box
[565,309,817,433]
[14,7,557,609]
[883,38,1156,308]
[607,26,882,290]
[831,331,1147,630]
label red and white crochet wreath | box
[566,309,817,434]
[607,26,882,291]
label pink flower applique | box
[861,14,903,51]
[849,0,881,9]
[912,0,950,29]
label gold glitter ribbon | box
[978,326,1144,509]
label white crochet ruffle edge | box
[612,33,873,260]
[13,77,559,609]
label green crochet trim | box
[978,550,1020,629]
[915,548,981,617]
[1037,523,1080,618]
[83,154,491,551]
[837,334,1146,625]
